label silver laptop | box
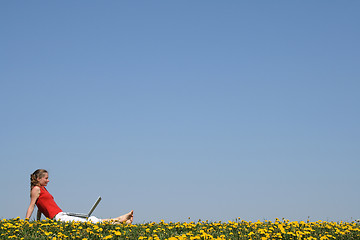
[66,196,102,218]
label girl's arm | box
[25,186,40,219]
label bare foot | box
[103,210,134,224]
[125,210,133,224]
[114,210,133,224]
[125,213,133,224]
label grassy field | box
[1,217,359,239]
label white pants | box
[54,212,102,223]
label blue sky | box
[1,1,359,223]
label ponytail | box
[30,169,48,189]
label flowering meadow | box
[1,217,360,239]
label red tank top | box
[36,186,62,219]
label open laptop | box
[66,196,102,219]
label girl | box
[25,169,133,223]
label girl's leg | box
[102,210,133,224]
[54,212,88,223]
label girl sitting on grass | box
[25,169,133,224]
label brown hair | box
[30,169,48,189]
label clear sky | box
[1,1,359,223]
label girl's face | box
[37,173,49,186]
